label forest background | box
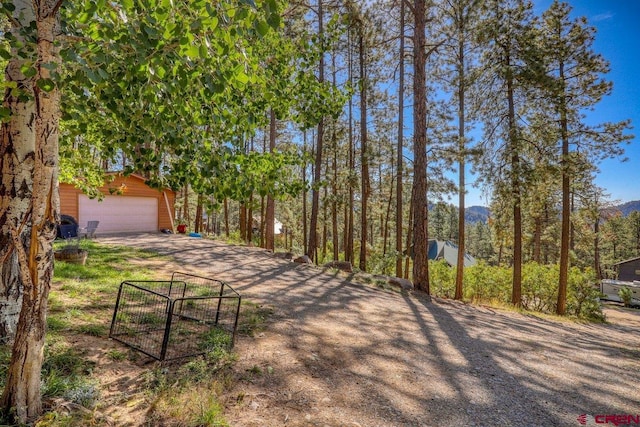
[56,0,637,287]
[0,0,638,422]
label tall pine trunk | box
[345,28,355,264]
[411,0,430,294]
[307,0,325,262]
[454,16,466,301]
[265,109,276,251]
[302,132,308,255]
[182,185,190,228]
[404,193,414,280]
[506,55,522,307]
[1,1,61,422]
[557,60,570,315]
[331,140,339,261]
[382,162,393,259]
[194,194,203,233]
[533,215,542,263]
[223,198,230,237]
[594,213,602,280]
[359,32,369,271]
[395,0,405,278]
[331,53,339,261]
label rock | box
[294,255,313,264]
[388,277,414,290]
[323,260,353,273]
[275,252,294,260]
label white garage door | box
[78,195,158,234]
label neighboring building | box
[59,173,176,234]
[612,257,640,282]
[428,240,477,267]
[408,240,477,267]
[252,216,284,235]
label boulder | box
[323,261,353,273]
[388,277,414,291]
[294,255,313,264]
[275,252,294,260]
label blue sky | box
[465,0,639,207]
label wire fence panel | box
[109,272,241,361]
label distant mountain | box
[465,205,490,224]
[428,201,640,223]
[615,200,640,216]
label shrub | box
[521,263,557,312]
[430,260,455,298]
[618,286,634,307]
[463,261,511,303]
[456,262,603,320]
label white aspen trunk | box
[1,0,61,422]
[0,0,37,344]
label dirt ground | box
[95,234,640,427]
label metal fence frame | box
[109,272,241,361]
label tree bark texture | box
[557,60,569,315]
[594,214,602,280]
[506,55,522,307]
[411,0,430,294]
[395,0,405,278]
[307,0,324,263]
[454,12,466,301]
[265,108,276,251]
[1,0,61,422]
[359,32,369,272]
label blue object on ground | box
[188,232,202,238]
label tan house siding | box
[59,174,176,232]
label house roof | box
[105,172,176,194]
[612,256,640,266]
[428,240,477,267]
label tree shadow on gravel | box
[97,235,640,427]
[405,294,640,426]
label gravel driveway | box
[99,233,640,427]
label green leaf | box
[255,20,270,37]
[86,69,102,83]
[266,0,277,13]
[0,47,11,60]
[0,106,11,120]
[267,13,281,29]
[20,64,37,78]
[199,44,208,58]
[36,78,56,92]
[186,44,200,59]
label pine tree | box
[411,0,430,294]
[478,0,538,306]
[437,0,482,299]
[537,0,632,314]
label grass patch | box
[0,345,10,392]
[143,326,238,425]
[41,340,97,406]
[76,324,108,337]
[0,242,238,426]
[106,349,127,361]
[47,316,71,332]
[147,383,229,427]
[53,240,160,286]
[237,302,273,337]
